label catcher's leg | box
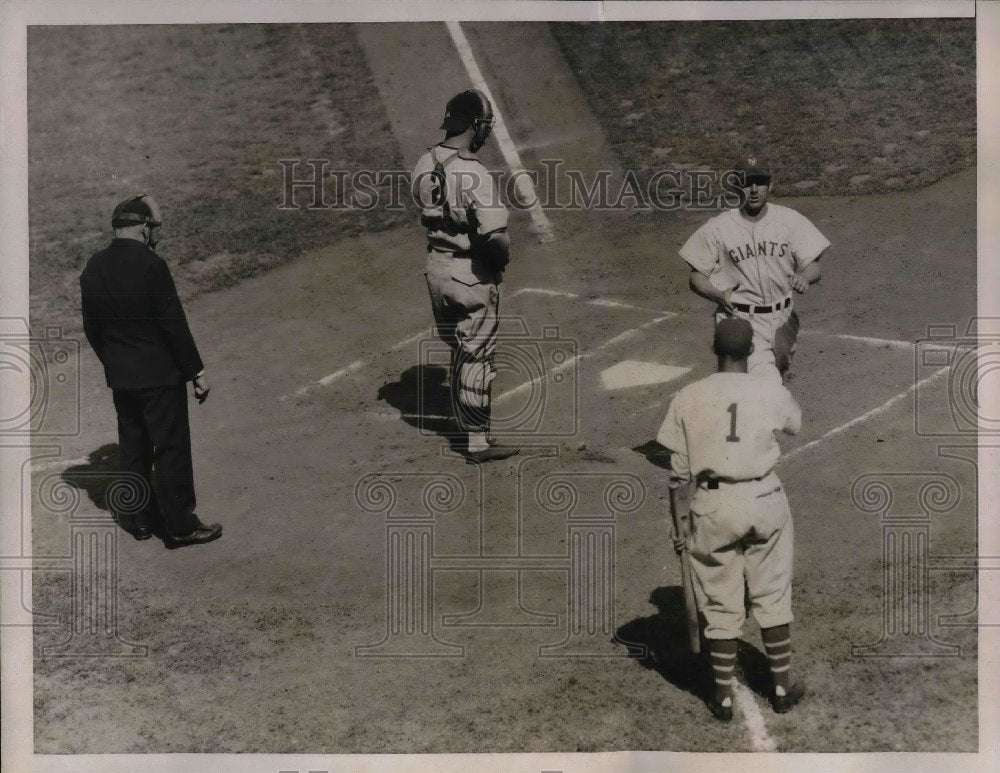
[450,280,516,461]
[425,269,462,433]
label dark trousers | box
[112,384,198,536]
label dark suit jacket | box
[80,238,204,389]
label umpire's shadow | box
[378,364,462,449]
[61,443,120,512]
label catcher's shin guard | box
[451,350,495,432]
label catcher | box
[412,89,518,463]
[659,318,805,721]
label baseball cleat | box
[770,681,806,713]
[706,695,734,723]
[464,444,520,464]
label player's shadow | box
[617,586,777,702]
[736,635,774,699]
[632,439,672,470]
[61,443,120,512]
[616,585,708,700]
[377,364,461,447]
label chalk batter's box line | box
[284,285,679,401]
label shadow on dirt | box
[616,585,708,700]
[617,585,777,703]
[378,364,461,447]
[736,637,774,699]
[61,443,165,540]
[632,439,672,470]
[61,443,120,512]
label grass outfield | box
[27,24,410,333]
[28,21,975,334]
[551,18,975,196]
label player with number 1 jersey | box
[657,318,806,720]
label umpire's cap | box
[440,89,493,131]
[111,194,162,228]
[732,155,771,185]
[714,318,754,359]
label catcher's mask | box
[440,89,494,151]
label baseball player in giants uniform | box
[412,89,518,463]
[679,156,831,384]
[658,318,805,721]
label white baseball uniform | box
[658,371,802,639]
[412,144,509,430]
[680,203,830,382]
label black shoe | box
[464,444,520,464]
[771,682,806,714]
[117,518,153,541]
[164,522,222,549]
[707,695,734,722]
[132,525,153,541]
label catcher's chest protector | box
[430,147,461,225]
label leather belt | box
[732,297,791,314]
[699,473,768,490]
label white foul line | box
[284,287,677,401]
[804,330,914,350]
[494,313,676,404]
[515,287,579,299]
[732,681,778,752]
[515,287,676,315]
[833,333,913,350]
[30,456,90,473]
[782,365,950,462]
[287,358,365,399]
[444,21,555,243]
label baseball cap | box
[732,155,771,185]
[713,318,754,359]
[111,194,162,227]
[440,89,493,131]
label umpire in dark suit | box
[80,194,221,548]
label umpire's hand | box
[193,373,211,404]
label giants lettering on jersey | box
[728,240,790,264]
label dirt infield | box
[32,167,977,753]
[29,21,977,755]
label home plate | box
[600,360,691,390]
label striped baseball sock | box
[709,638,738,704]
[761,624,792,695]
